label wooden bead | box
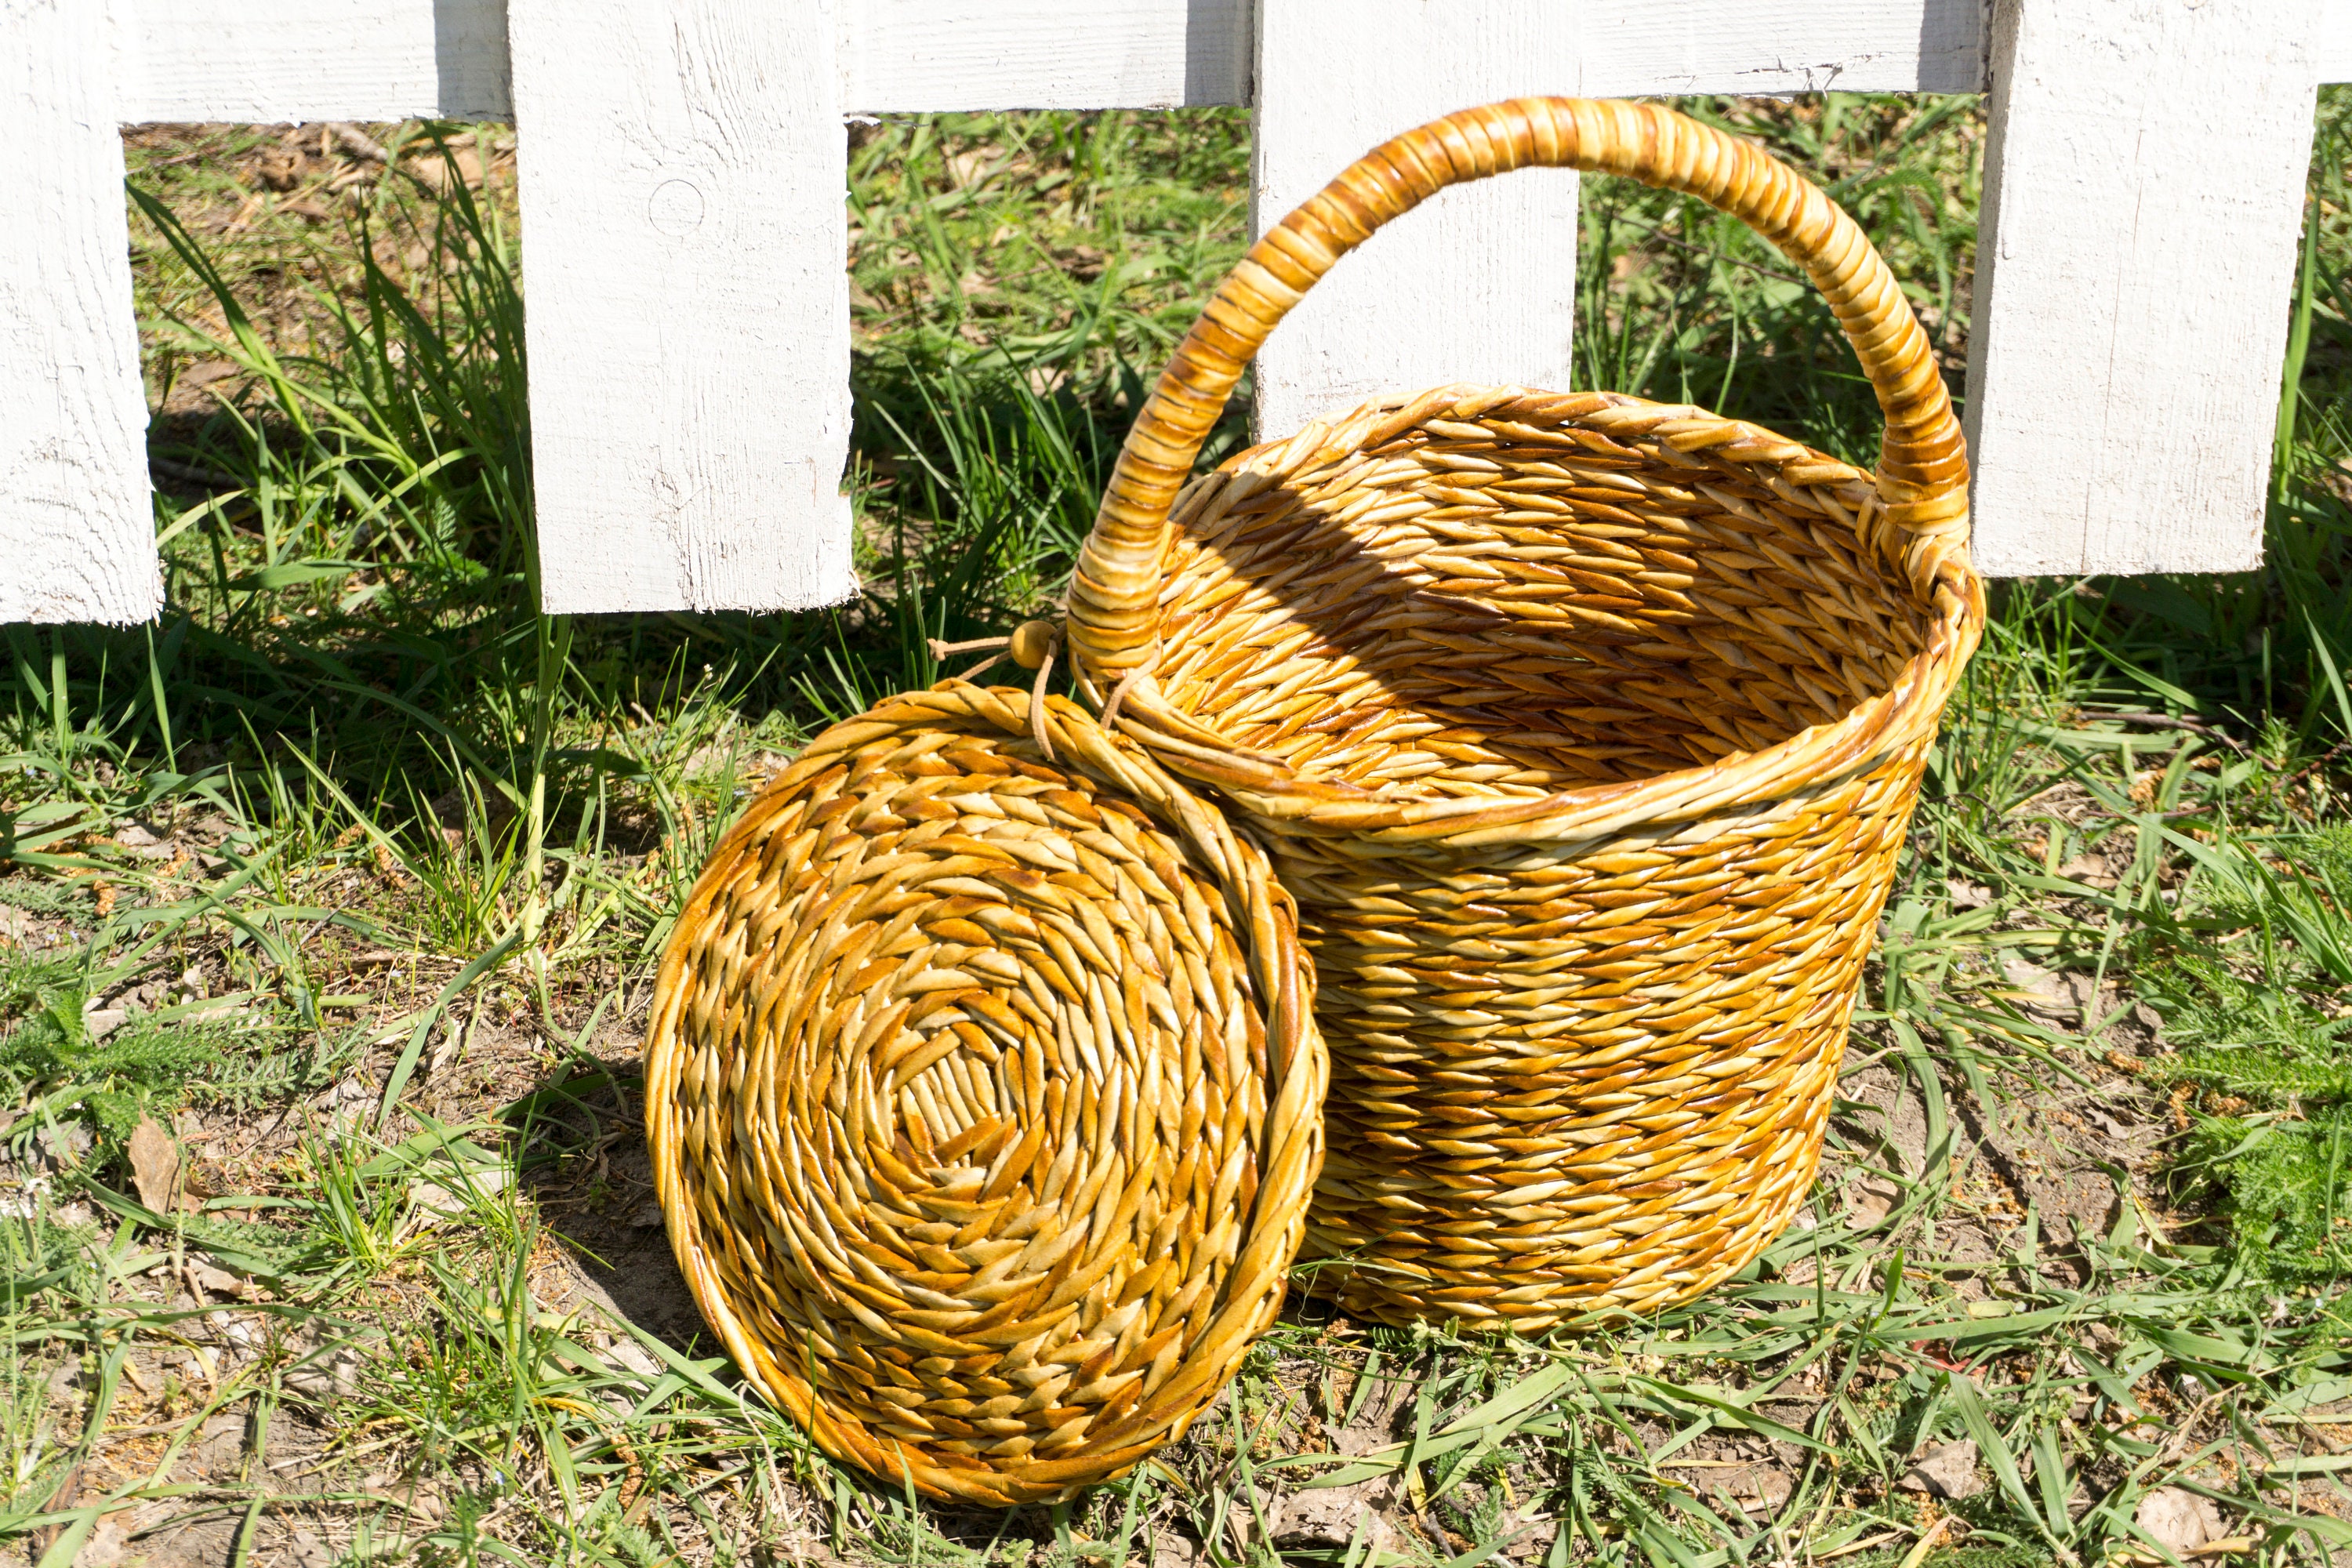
[1007,619,1059,670]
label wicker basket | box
[644,683,1324,1504]
[1064,99,1984,1329]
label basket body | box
[1286,745,1926,1327]
[1063,100,1987,1327]
[1102,385,1978,1327]
[644,685,1324,1503]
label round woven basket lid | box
[644,682,1325,1505]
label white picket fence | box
[4,0,2345,624]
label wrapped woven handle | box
[1068,96,1969,681]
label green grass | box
[2,96,2350,1566]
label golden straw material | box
[1063,99,1986,1328]
[644,683,1325,1504]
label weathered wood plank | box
[111,0,1250,122]
[508,0,855,613]
[1964,0,2321,575]
[1250,2,1586,441]
[1578,0,1984,95]
[841,0,1248,108]
[4,0,158,623]
[110,0,514,123]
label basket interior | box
[1154,400,1939,800]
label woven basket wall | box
[644,684,1325,1503]
[1065,99,1985,1329]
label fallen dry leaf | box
[1945,877,1991,910]
[188,1257,260,1303]
[1730,1465,1795,1513]
[945,147,997,187]
[409,1164,512,1219]
[1278,1475,1397,1551]
[111,822,179,860]
[2001,956,2098,1021]
[1896,1439,1984,1499]
[254,143,303,191]
[127,1116,181,1213]
[71,1512,131,1566]
[1846,1172,1904,1230]
[2057,853,2119,889]
[284,1344,365,1403]
[2137,1486,2226,1556]
[408,146,484,194]
[327,122,389,163]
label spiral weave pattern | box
[645,684,1325,1504]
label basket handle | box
[1068,96,1969,681]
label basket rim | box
[1087,383,1987,849]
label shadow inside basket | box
[1155,396,1938,800]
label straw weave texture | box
[1064,100,1986,1327]
[644,684,1326,1502]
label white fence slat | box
[509,0,855,615]
[840,0,1247,109]
[4,0,158,624]
[111,0,513,124]
[2324,1,2352,85]
[1964,0,2321,577]
[1250,2,1585,441]
[111,0,2102,125]
[1577,0,1984,95]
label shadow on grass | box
[503,1040,715,1357]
